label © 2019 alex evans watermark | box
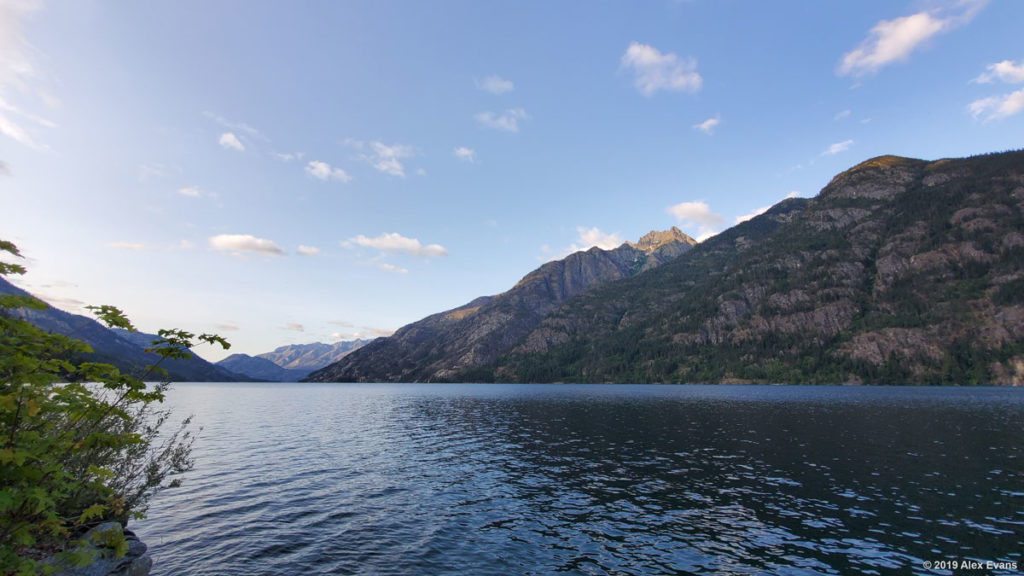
[922,559,1018,571]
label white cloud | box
[0,160,9,176]
[345,232,448,258]
[973,59,1024,84]
[284,322,304,332]
[0,113,35,148]
[305,160,351,182]
[476,108,528,132]
[209,234,285,256]
[969,88,1024,121]
[692,115,720,135]
[218,132,245,151]
[834,109,852,120]
[0,2,56,150]
[177,186,201,198]
[356,140,411,176]
[178,240,196,250]
[821,139,854,156]
[275,151,303,162]
[475,75,514,94]
[666,201,725,242]
[416,168,427,176]
[573,227,623,251]
[666,201,725,226]
[620,42,702,96]
[453,146,476,163]
[377,262,409,274]
[838,2,986,77]
[214,323,240,332]
[297,245,320,256]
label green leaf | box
[86,304,137,331]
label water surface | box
[136,384,1023,575]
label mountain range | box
[215,340,368,382]
[308,150,1024,385]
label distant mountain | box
[479,151,1024,385]
[306,227,697,382]
[215,340,368,382]
[215,354,308,382]
[0,278,245,382]
[257,340,368,371]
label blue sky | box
[2,0,1023,361]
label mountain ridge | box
[305,228,697,382]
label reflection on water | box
[136,384,1023,575]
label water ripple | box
[135,384,1024,575]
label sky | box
[1,0,1023,362]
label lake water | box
[134,384,1023,575]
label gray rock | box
[52,522,152,576]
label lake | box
[134,384,1023,575]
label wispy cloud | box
[0,1,55,150]
[476,108,528,132]
[284,322,305,332]
[377,262,409,274]
[204,112,268,142]
[834,109,852,120]
[475,75,514,94]
[275,151,304,162]
[209,234,286,256]
[177,186,202,198]
[214,323,240,332]
[620,42,702,96]
[219,132,245,151]
[837,1,986,77]
[969,88,1024,121]
[969,58,1024,121]
[344,232,448,258]
[0,160,9,176]
[692,115,720,135]
[453,146,476,163]
[821,139,854,156]
[305,160,351,182]
[366,141,414,177]
[297,245,320,256]
[972,59,1024,84]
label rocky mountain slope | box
[0,277,244,382]
[306,227,697,382]
[216,340,367,382]
[481,151,1024,385]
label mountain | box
[479,151,1024,385]
[306,227,697,382]
[215,354,308,382]
[257,341,368,371]
[214,341,367,382]
[0,278,245,382]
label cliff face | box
[305,229,697,382]
[486,151,1024,385]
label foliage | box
[0,241,228,575]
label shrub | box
[0,241,227,575]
